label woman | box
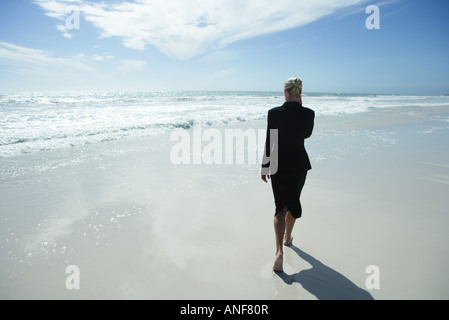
[261,78,315,272]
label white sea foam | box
[1,91,448,158]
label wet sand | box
[1,105,449,300]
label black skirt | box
[270,172,307,219]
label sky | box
[0,0,448,95]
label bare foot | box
[273,253,283,272]
[283,235,293,246]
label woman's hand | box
[261,175,270,183]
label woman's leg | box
[283,172,306,245]
[284,211,296,246]
[273,207,287,271]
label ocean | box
[1,91,449,159]
[1,91,449,299]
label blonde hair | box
[284,78,302,100]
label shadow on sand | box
[275,245,374,300]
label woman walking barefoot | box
[261,78,315,272]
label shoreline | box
[1,104,449,299]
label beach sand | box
[1,105,449,300]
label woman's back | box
[267,101,315,175]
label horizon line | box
[1,90,447,97]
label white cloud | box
[0,41,93,73]
[0,41,149,90]
[34,0,365,60]
[209,68,238,81]
[92,54,114,62]
[116,60,147,74]
[56,24,74,38]
[0,42,117,70]
[200,50,240,64]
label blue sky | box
[0,0,448,94]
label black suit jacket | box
[262,102,315,175]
